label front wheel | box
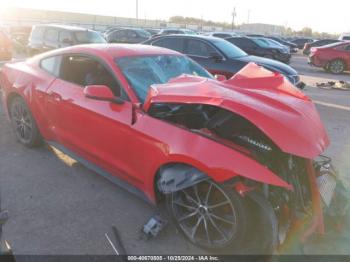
[9,97,42,147]
[166,180,247,250]
[328,59,345,74]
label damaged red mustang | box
[0,44,348,253]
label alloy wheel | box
[170,180,238,248]
[11,100,34,144]
[329,60,345,74]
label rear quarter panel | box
[0,60,56,139]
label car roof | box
[33,44,182,60]
[34,24,91,32]
[151,34,224,42]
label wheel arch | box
[152,162,210,204]
[6,92,24,117]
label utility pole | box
[231,7,236,30]
[201,15,204,32]
[136,0,139,20]
[247,9,251,24]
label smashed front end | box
[145,63,349,252]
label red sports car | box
[309,41,350,74]
[0,44,347,253]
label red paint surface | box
[0,45,329,204]
[309,42,350,70]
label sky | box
[2,0,350,34]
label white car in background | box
[339,33,350,41]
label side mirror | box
[84,85,124,104]
[214,74,227,81]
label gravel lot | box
[0,53,350,255]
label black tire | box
[166,180,247,251]
[328,59,345,74]
[237,192,279,255]
[9,96,42,147]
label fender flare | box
[157,164,209,194]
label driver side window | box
[58,55,124,97]
[186,40,217,57]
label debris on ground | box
[142,215,168,239]
[316,81,350,90]
[105,225,127,257]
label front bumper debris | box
[280,157,349,251]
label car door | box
[241,38,261,56]
[184,38,233,78]
[45,54,139,184]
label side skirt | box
[47,141,154,206]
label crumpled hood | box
[143,63,329,159]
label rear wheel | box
[166,180,247,250]
[9,97,42,147]
[328,59,345,74]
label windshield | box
[116,55,213,103]
[253,38,281,48]
[74,31,106,43]
[212,39,247,58]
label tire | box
[237,192,279,255]
[166,180,247,251]
[328,59,345,74]
[9,96,42,147]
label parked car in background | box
[205,32,238,38]
[106,28,151,43]
[246,34,265,37]
[152,28,197,38]
[0,44,343,253]
[339,33,350,41]
[0,30,12,61]
[145,28,161,36]
[27,25,106,55]
[181,29,198,35]
[291,38,314,49]
[143,35,303,88]
[226,36,291,63]
[309,41,350,74]
[303,39,341,55]
[103,26,124,37]
[266,36,298,53]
